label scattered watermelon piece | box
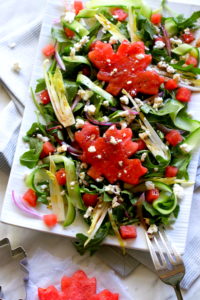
[75,124,147,184]
[88,40,163,96]
[38,286,62,300]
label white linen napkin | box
[1,0,200,292]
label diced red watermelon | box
[38,286,62,300]
[75,124,147,184]
[89,289,119,300]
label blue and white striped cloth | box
[1,0,200,292]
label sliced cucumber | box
[63,20,89,37]
[25,167,49,194]
[127,181,172,193]
[180,127,200,153]
[172,43,193,56]
[165,18,178,37]
[77,74,116,105]
[76,8,99,18]
[64,196,76,227]
[153,191,177,215]
[190,47,199,59]
[63,56,91,67]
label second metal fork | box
[145,229,185,300]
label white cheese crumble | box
[147,224,158,234]
[127,80,132,85]
[104,184,121,195]
[79,172,85,181]
[64,11,75,23]
[173,74,181,82]
[170,37,183,45]
[36,134,49,142]
[153,97,163,110]
[57,144,68,153]
[70,181,76,186]
[120,121,128,129]
[166,66,175,74]
[157,61,168,69]
[118,161,123,166]
[103,100,109,107]
[88,145,96,153]
[173,184,184,200]
[145,181,155,190]
[109,136,122,145]
[101,116,109,122]
[8,42,16,49]
[109,36,118,44]
[12,62,21,73]
[84,104,96,115]
[120,95,129,105]
[141,152,147,162]
[135,53,145,60]
[84,206,94,218]
[40,184,47,190]
[70,35,89,56]
[60,190,65,196]
[75,118,85,129]
[180,143,192,153]
[112,196,120,208]
[110,68,118,76]
[184,28,190,34]
[78,89,93,101]
[154,40,165,49]
[96,177,104,182]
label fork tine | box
[159,229,183,264]
[145,232,163,270]
[153,236,168,268]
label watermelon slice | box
[89,289,119,300]
[38,286,62,300]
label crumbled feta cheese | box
[166,66,175,74]
[170,37,182,45]
[64,11,75,23]
[40,184,47,190]
[101,116,109,122]
[154,167,158,172]
[147,224,158,234]
[184,28,190,34]
[12,62,21,73]
[154,40,165,49]
[118,161,123,167]
[81,162,88,169]
[103,100,109,107]
[78,89,93,101]
[135,54,145,60]
[57,144,68,153]
[84,104,96,115]
[104,184,121,195]
[75,118,85,129]
[97,154,102,159]
[8,42,16,49]
[171,59,178,64]
[120,95,129,105]
[127,80,132,85]
[70,35,89,56]
[106,59,111,63]
[145,181,155,190]
[96,177,104,182]
[88,145,96,153]
[79,172,85,180]
[157,61,168,69]
[180,143,192,153]
[120,121,127,129]
[173,184,184,200]
[124,170,127,174]
[110,68,118,75]
[60,190,65,196]
[112,196,120,208]
[70,181,76,186]
[173,73,181,82]
[84,206,94,218]
[141,152,147,162]
[37,134,49,142]
[153,97,163,109]
[109,36,118,44]
[109,136,122,145]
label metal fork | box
[145,229,185,300]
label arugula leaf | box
[51,28,68,43]
[172,154,191,179]
[26,122,46,137]
[143,201,159,217]
[74,223,110,255]
[137,14,156,40]
[175,11,200,29]
[35,78,46,93]
[64,80,78,104]
[20,138,43,169]
[171,62,200,75]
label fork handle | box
[174,283,183,300]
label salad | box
[15,0,200,255]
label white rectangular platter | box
[1,0,200,254]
